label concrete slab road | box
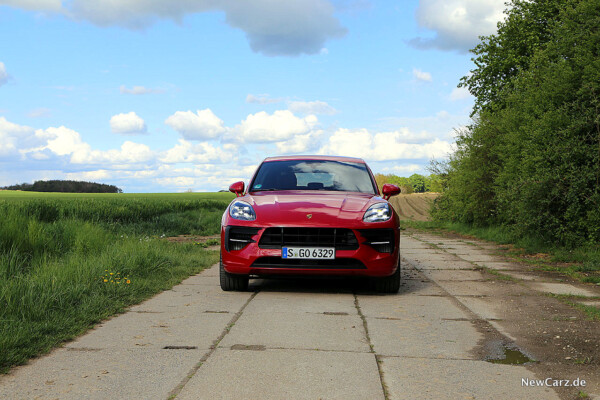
[2,232,594,399]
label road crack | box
[354,294,389,400]
[167,290,259,399]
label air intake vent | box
[258,228,358,250]
[358,229,395,253]
[251,257,366,269]
[226,226,260,251]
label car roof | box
[262,155,366,163]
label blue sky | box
[0,0,507,192]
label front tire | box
[374,260,401,293]
[219,254,249,291]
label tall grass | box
[0,193,231,373]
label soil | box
[389,193,439,221]
[165,235,220,251]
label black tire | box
[219,254,249,291]
[374,259,401,293]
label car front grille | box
[225,226,261,251]
[358,229,395,253]
[251,257,366,269]
[258,227,359,250]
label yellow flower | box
[126,280,131,284]
[110,272,114,275]
[103,279,108,282]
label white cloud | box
[79,141,154,165]
[155,176,196,188]
[413,68,432,82]
[288,100,338,115]
[160,139,234,164]
[165,109,226,140]
[411,0,506,52]
[236,110,318,143]
[8,0,346,56]
[275,129,325,154]
[2,107,460,192]
[37,126,90,157]
[380,164,423,175]
[246,94,283,104]
[120,85,163,95]
[379,111,470,141]
[0,62,9,87]
[65,169,112,181]
[0,0,61,12]
[110,112,147,135]
[449,87,472,101]
[223,0,347,56]
[318,128,453,161]
[24,126,155,166]
[0,117,37,156]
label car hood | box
[243,191,385,226]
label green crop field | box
[0,191,235,373]
[0,190,235,201]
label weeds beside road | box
[402,220,600,286]
[0,191,233,373]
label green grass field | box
[0,191,234,373]
[0,190,235,201]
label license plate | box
[282,247,335,259]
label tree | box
[2,180,122,193]
[409,174,426,193]
[492,0,600,245]
[459,0,565,115]
[435,0,600,246]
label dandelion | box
[103,279,108,282]
[126,279,131,284]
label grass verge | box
[0,193,229,373]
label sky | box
[0,0,508,192]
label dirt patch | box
[165,235,220,251]
[389,193,439,221]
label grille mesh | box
[258,227,359,250]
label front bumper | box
[221,226,400,278]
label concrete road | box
[3,233,597,399]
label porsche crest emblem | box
[306,214,313,219]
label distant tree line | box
[2,180,122,193]
[374,173,443,194]
[430,0,599,247]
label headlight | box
[229,201,256,221]
[363,203,391,222]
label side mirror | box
[229,181,245,197]
[382,184,401,200]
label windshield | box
[250,160,377,194]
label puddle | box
[488,346,535,365]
